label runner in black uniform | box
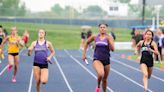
[135,30,158,92]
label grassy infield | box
[0,21,163,69]
[0,21,132,49]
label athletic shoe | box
[12,76,16,83]
[95,87,100,92]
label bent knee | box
[98,72,104,78]
[41,79,48,85]
[42,82,47,85]
[41,81,47,85]
[143,73,148,78]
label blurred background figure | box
[131,29,143,49]
[3,29,8,36]
[131,28,136,38]
[80,25,92,50]
[21,30,29,48]
[109,28,116,41]
[161,29,164,63]
[87,29,94,49]
[153,29,162,63]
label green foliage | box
[51,4,63,15]
[50,5,80,18]
[118,0,131,3]
[83,5,107,17]
[128,4,156,18]
[0,0,26,16]
[83,6,103,13]
[159,6,164,17]
[128,4,142,17]
[63,6,80,18]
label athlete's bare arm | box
[150,41,158,55]
[107,35,114,51]
[28,41,36,56]
[47,41,55,61]
[82,35,96,60]
[135,40,143,55]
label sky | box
[20,0,138,12]
[20,0,108,12]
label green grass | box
[0,21,132,49]
[154,62,164,69]
[130,55,139,60]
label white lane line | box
[79,50,164,82]
[64,49,114,92]
[111,58,164,82]
[0,65,9,76]
[111,68,153,92]
[19,48,24,54]
[53,57,74,92]
[83,52,153,92]
[0,49,24,77]
[113,53,164,71]
[28,69,33,92]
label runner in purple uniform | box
[82,23,114,92]
[28,29,55,92]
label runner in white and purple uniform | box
[28,29,55,92]
[82,23,114,92]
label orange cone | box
[127,56,132,60]
[160,65,164,70]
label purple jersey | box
[34,41,48,64]
[93,34,110,61]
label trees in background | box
[51,4,63,16]
[82,5,107,17]
[159,6,164,17]
[0,0,26,16]
[50,4,107,18]
[0,0,163,18]
[50,4,80,18]
[128,4,156,18]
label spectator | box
[109,28,116,41]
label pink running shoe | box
[12,76,16,83]
[95,87,100,92]
[8,65,12,72]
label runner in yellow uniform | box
[1,27,24,83]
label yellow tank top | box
[8,35,20,53]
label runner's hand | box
[46,56,51,62]
[82,54,86,61]
[27,50,32,56]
